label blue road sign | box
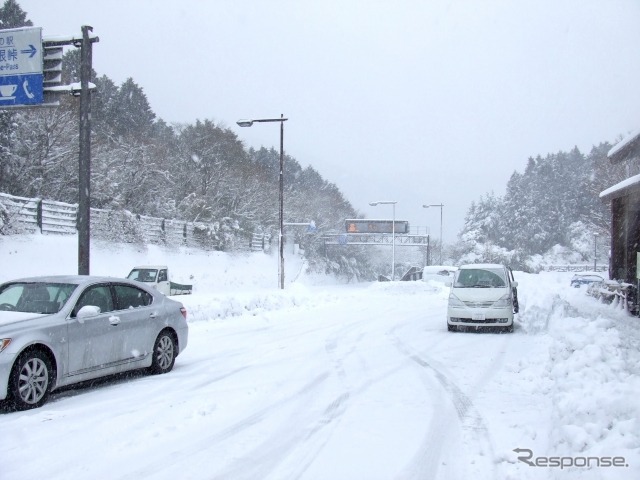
[0,27,43,106]
[0,73,43,105]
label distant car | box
[0,275,188,411]
[570,274,604,288]
[447,263,518,333]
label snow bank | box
[0,233,336,290]
[516,271,640,478]
[545,307,640,478]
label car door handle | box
[109,315,121,326]
[149,312,158,319]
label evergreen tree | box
[110,78,156,140]
[174,119,246,222]
[0,0,32,29]
[459,144,620,265]
[0,1,33,192]
[91,75,120,139]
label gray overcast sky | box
[20,0,640,242]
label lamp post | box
[593,232,598,271]
[237,114,288,289]
[370,201,397,280]
[423,203,444,265]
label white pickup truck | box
[127,265,192,295]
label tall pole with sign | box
[77,26,94,275]
[0,25,98,274]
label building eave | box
[608,129,640,164]
[600,173,640,202]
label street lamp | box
[237,114,289,289]
[370,201,397,280]
[423,203,444,265]
[593,232,599,271]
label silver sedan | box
[0,275,189,410]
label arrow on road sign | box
[20,44,37,57]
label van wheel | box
[8,349,53,410]
[502,324,514,333]
[447,324,457,332]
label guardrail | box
[0,192,264,252]
[544,265,608,273]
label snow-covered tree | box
[0,0,31,29]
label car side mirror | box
[77,305,101,322]
[512,281,518,288]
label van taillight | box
[180,307,187,319]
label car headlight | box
[492,294,512,308]
[448,293,465,308]
[0,338,12,353]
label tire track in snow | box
[119,370,333,480]
[210,391,352,480]
[255,317,414,480]
[208,320,372,480]
[391,335,500,480]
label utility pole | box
[77,26,96,275]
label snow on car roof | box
[458,263,505,270]
[2,275,130,285]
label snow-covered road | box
[0,279,603,480]
[1,236,638,480]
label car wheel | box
[447,323,457,332]
[503,324,514,333]
[8,349,53,410]
[149,330,177,374]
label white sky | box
[19,0,640,241]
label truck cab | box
[127,266,192,295]
[127,266,171,295]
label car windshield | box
[453,268,507,288]
[127,269,158,283]
[0,282,78,314]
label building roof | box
[600,173,640,201]
[600,128,640,201]
[608,128,640,163]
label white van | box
[446,263,518,333]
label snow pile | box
[513,271,640,478]
[545,305,640,477]
[184,284,317,322]
[185,278,448,323]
